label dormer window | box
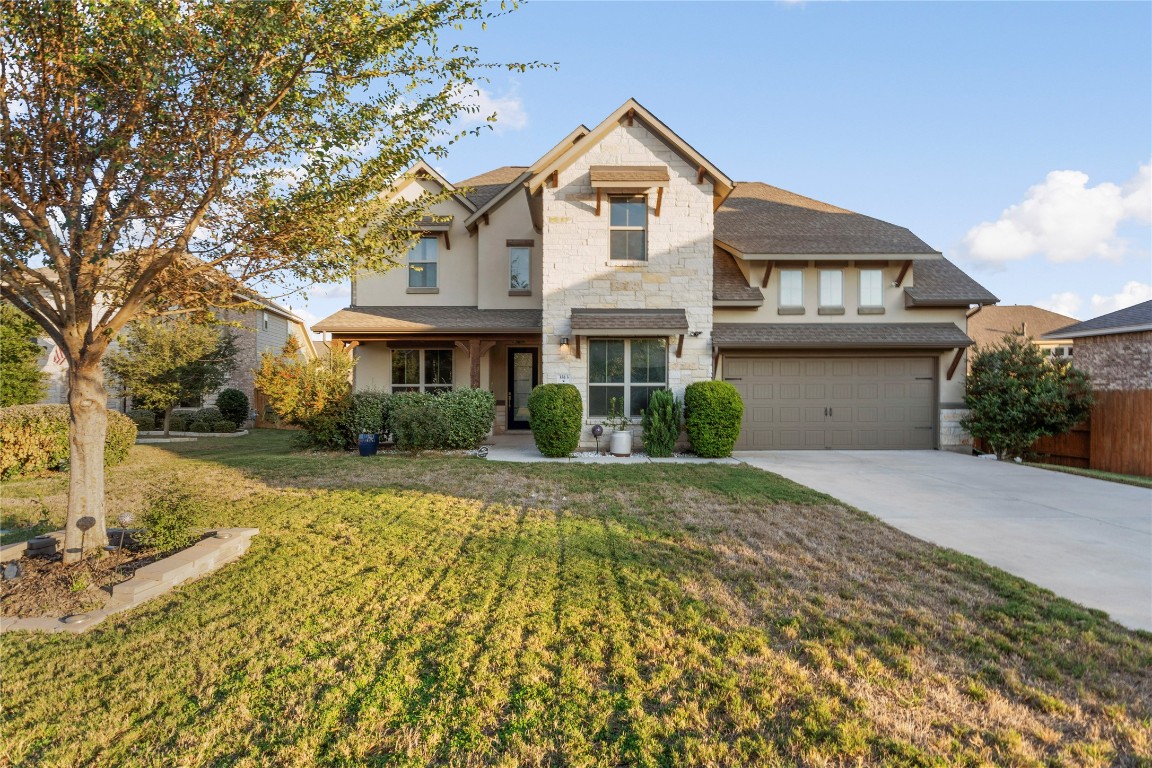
[609,196,647,261]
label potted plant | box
[607,397,633,457]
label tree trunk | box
[163,406,173,436]
[63,360,110,563]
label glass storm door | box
[507,348,538,430]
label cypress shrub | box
[683,381,744,458]
[215,389,249,427]
[0,405,136,480]
[527,384,582,458]
[641,389,681,458]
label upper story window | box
[859,269,884,307]
[588,338,667,417]
[391,349,453,394]
[819,269,843,311]
[407,237,439,289]
[509,246,531,293]
[609,196,647,261]
[779,269,804,308]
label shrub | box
[438,388,495,449]
[212,420,237,433]
[195,406,223,423]
[215,389,249,426]
[527,384,582,458]
[347,390,389,436]
[962,335,1093,459]
[127,409,157,430]
[137,485,199,554]
[683,381,744,458]
[391,395,452,452]
[0,405,137,480]
[188,419,214,433]
[641,389,682,458]
[168,413,192,432]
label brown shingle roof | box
[312,306,541,334]
[571,308,689,332]
[967,305,1077,349]
[455,166,528,209]
[715,182,939,256]
[713,322,973,349]
[713,247,764,304]
[905,257,998,307]
[588,165,670,184]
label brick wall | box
[1072,331,1152,391]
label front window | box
[391,349,452,393]
[859,269,884,307]
[819,270,843,308]
[407,237,438,288]
[779,269,804,307]
[609,196,647,260]
[588,338,667,417]
[509,246,531,291]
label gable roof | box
[526,99,733,199]
[389,159,477,213]
[715,182,939,258]
[1044,300,1152,339]
[904,257,998,307]
[456,166,529,209]
[967,305,1077,348]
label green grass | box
[1025,461,1152,489]
[2,430,1150,767]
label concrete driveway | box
[734,450,1152,632]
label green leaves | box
[962,335,1093,459]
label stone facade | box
[938,407,973,453]
[1070,331,1152,391]
[540,123,714,443]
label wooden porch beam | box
[947,348,964,381]
[761,260,774,289]
[895,259,913,287]
[675,334,684,359]
[595,188,602,216]
[549,170,558,188]
[575,335,581,360]
[654,186,663,217]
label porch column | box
[454,340,496,388]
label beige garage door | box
[725,357,936,450]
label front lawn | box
[2,431,1149,766]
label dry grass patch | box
[1,430,1149,766]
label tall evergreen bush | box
[683,381,744,458]
[527,384,582,458]
[641,389,681,458]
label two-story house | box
[314,99,997,451]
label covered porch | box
[313,306,542,433]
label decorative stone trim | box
[0,528,258,634]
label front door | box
[507,348,538,430]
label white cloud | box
[453,87,527,133]
[285,304,325,339]
[1035,280,1151,320]
[1037,291,1083,318]
[961,162,1151,267]
[308,283,351,301]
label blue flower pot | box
[358,433,379,457]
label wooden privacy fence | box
[979,389,1152,478]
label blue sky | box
[293,1,1152,331]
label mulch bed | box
[2,542,168,618]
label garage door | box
[724,357,936,450]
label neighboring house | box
[1044,301,1152,476]
[966,305,1077,364]
[36,291,317,420]
[314,99,998,451]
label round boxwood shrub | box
[168,413,192,432]
[194,406,223,424]
[127,408,156,430]
[215,389,249,427]
[527,384,582,458]
[0,405,136,480]
[683,381,744,458]
[438,388,496,449]
[211,420,238,433]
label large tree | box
[1,0,537,561]
[104,317,237,434]
[0,301,47,406]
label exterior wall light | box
[560,336,570,346]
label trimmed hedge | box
[388,389,495,451]
[527,384,582,458]
[127,409,156,430]
[347,390,388,436]
[0,404,137,480]
[215,389,249,427]
[683,381,744,458]
[641,389,681,458]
